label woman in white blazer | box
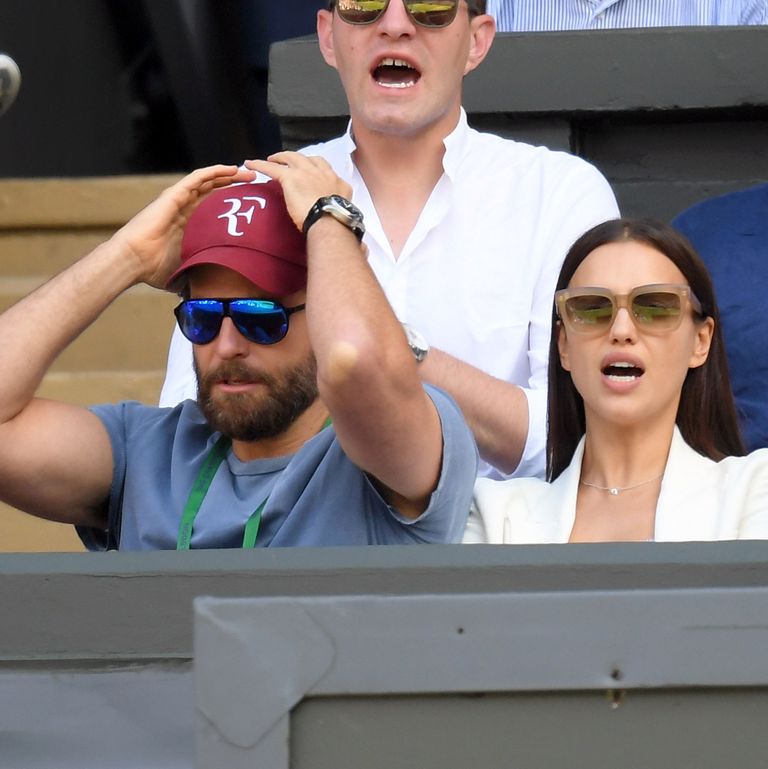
[468,219,768,543]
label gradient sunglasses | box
[174,298,306,346]
[329,0,480,27]
[555,283,704,336]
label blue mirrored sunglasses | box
[174,298,306,346]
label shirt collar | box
[343,109,471,182]
[441,108,471,181]
[338,120,357,178]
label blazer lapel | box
[517,438,585,543]
[653,427,718,541]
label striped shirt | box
[488,0,768,31]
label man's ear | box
[689,316,715,369]
[317,9,338,69]
[464,14,496,76]
[557,322,571,372]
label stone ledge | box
[270,27,768,118]
[0,174,182,229]
[36,370,168,406]
[0,504,84,553]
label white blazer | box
[467,427,768,543]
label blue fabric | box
[672,184,768,451]
[79,385,477,550]
[241,0,321,68]
[488,0,767,30]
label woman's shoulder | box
[714,446,768,482]
[705,448,768,540]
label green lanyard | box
[176,435,268,550]
[176,417,333,550]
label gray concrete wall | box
[197,585,768,768]
[270,27,768,221]
[2,544,768,768]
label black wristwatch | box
[302,195,366,242]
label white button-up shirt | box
[160,111,618,478]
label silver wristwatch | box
[402,323,430,363]
[302,195,366,242]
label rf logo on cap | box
[166,180,308,297]
[218,196,267,238]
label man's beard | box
[195,355,319,442]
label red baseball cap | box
[166,179,307,295]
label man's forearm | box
[0,239,141,423]
[419,347,529,475]
[306,221,416,399]
[305,217,443,505]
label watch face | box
[322,195,365,240]
[402,323,429,362]
[303,195,366,241]
[328,195,363,222]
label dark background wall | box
[0,0,321,177]
[0,0,141,176]
[1,3,766,221]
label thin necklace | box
[579,473,663,496]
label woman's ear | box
[689,316,715,369]
[557,322,571,371]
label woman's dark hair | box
[546,218,745,481]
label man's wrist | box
[402,323,430,363]
[303,195,366,242]
[93,237,149,290]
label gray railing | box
[2,543,768,768]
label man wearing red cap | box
[0,158,477,549]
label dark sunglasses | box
[330,0,477,28]
[555,284,704,336]
[174,298,306,346]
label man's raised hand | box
[245,154,352,232]
[110,165,255,289]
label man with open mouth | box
[160,0,620,482]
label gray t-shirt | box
[80,385,477,550]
